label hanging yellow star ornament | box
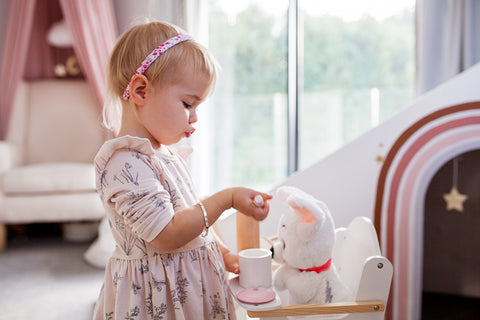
[443,186,468,212]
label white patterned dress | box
[93,136,235,320]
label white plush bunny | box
[272,186,351,306]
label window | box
[195,0,289,195]
[298,0,415,168]
[196,0,414,196]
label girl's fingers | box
[254,202,270,221]
[260,192,273,200]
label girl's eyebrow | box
[187,94,202,101]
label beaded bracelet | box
[197,202,209,237]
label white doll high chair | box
[232,215,393,320]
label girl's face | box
[139,59,211,147]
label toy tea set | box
[229,186,351,312]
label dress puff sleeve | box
[95,137,175,242]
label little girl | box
[93,20,271,320]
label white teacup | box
[238,248,272,288]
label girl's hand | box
[232,187,272,221]
[223,251,240,274]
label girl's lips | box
[185,128,196,138]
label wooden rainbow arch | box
[374,101,480,320]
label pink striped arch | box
[373,102,480,320]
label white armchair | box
[0,80,109,250]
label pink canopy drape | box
[60,0,118,110]
[0,0,36,139]
[0,0,118,139]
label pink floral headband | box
[122,34,194,100]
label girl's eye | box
[183,102,193,109]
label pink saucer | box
[236,286,276,304]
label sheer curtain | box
[416,0,480,95]
[60,0,118,108]
[114,0,188,33]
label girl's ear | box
[129,74,150,105]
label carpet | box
[0,235,105,320]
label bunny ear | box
[277,186,326,224]
[288,192,326,227]
[276,186,298,203]
[291,204,317,223]
[291,203,322,241]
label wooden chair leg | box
[0,223,7,252]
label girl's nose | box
[189,109,198,124]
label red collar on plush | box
[298,258,332,274]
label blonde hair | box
[103,20,219,134]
